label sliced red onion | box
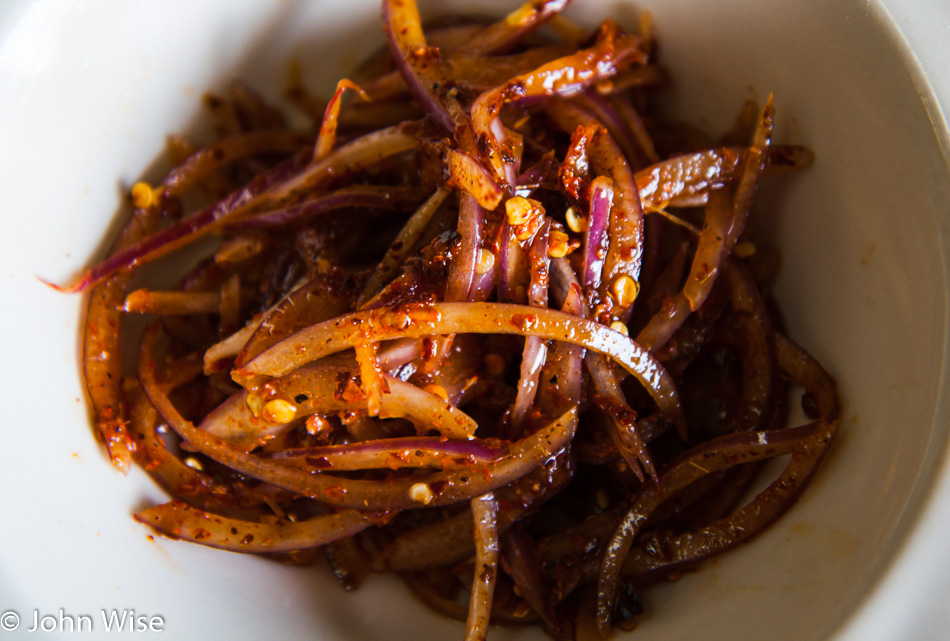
[234,302,683,427]
[61,149,309,293]
[373,450,573,571]
[265,124,417,203]
[136,501,386,554]
[514,151,560,197]
[142,324,579,510]
[462,0,574,56]
[360,188,450,306]
[445,194,486,302]
[313,79,369,162]
[471,22,645,186]
[200,364,477,449]
[585,352,656,480]
[271,436,509,471]
[584,174,613,292]
[465,493,499,641]
[234,270,354,369]
[468,268,496,302]
[445,147,504,210]
[495,221,523,302]
[354,341,387,417]
[381,0,456,135]
[634,139,804,210]
[510,222,551,430]
[228,185,417,230]
[637,100,775,351]
[575,92,643,168]
[548,102,644,319]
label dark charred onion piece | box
[360,188,450,305]
[233,269,357,369]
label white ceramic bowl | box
[1,0,948,639]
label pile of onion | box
[68,0,839,638]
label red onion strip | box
[201,365,478,449]
[446,194,486,303]
[270,437,509,471]
[471,22,645,187]
[445,148,504,211]
[313,79,369,162]
[235,270,355,369]
[584,174,613,292]
[136,501,386,554]
[61,149,309,294]
[374,450,573,571]
[229,185,418,230]
[354,342,387,417]
[510,222,551,430]
[463,0,573,56]
[465,493,500,641]
[142,329,578,510]
[234,302,683,427]
[381,0,458,135]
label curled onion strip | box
[313,79,369,162]
[234,301,683,427]
[200,364,478,449]
[142,322,577,509]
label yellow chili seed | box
[245,392,263,418]
[506,196,544,226]
[262,399,298,424]
[408,482,434,505]
[611,274,640,309]
[475,249,495,274]
[734,241,757,258]
[548,230,571,258]
[565,207,587,233]
[609,320,629,336]
[131,182,156,209]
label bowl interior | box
[0,0,948,639]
